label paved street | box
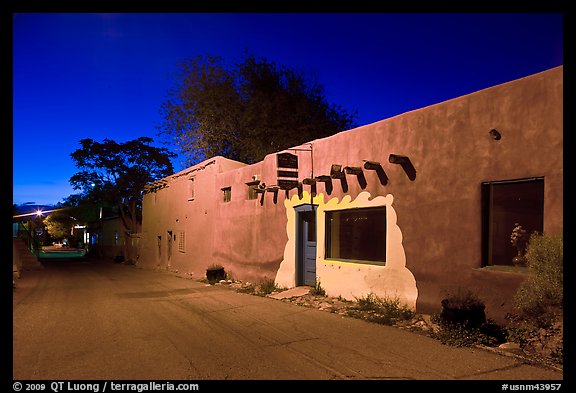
[13,258,563,381]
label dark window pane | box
[247,185,258,200]
[482,178,544,266]
[326,207,386,263]
[222,187,231,203]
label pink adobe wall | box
[210,147,314,283]
[306,66,563,320]
[209,66,562,321]
[140,66,562,323]
[139,157,247,277]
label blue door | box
[296,205,317,286]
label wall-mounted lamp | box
[254,183,266,206]
[388,154,417,181]
[330,164,345,179]
[489,128,502,140]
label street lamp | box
[33,209,44,254]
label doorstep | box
[268,286,311,300]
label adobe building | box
[138,66,563,323]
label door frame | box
[166,230,173,268]
[294,204,318,286]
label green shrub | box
[258,277,278,295]
[439,289,486,328]
[440,288,485,311]
[348,293,414,325]
[236,283,256,294]
[310,279,326,296]
[431,314,507,347]
[431,289,507,347]
[512,232,563,326]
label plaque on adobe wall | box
[277,179,299,190]
[276,170,299,178]
[277,152,298,169]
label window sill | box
[475,265,530,274]
[324,258,386,267]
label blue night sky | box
[12,13,563,206]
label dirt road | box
[12,258,563,381]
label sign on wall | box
[277,152,299,190]
[277,152,298,169]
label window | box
[188,177,195,201]
[222,187,232,203]
[177,231,185,253]
[325,207,386,264]
[246,180,260,200]
[481,177,544,266]
[166,230,173,263]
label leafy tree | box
[69,137,176,245]
[43,211,74,241]
[159,53,358,166]
[58,194,101,226]
[51,195,103,247]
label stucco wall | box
[303,66,563,320]
[139,157,247,277]
[139,66,562,323]
[276,191,419,308]
[211,147,314,283]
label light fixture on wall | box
[255,182,266,206]
[330,164,345,179]
[489,128,502,140]
[388,154,417,181]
